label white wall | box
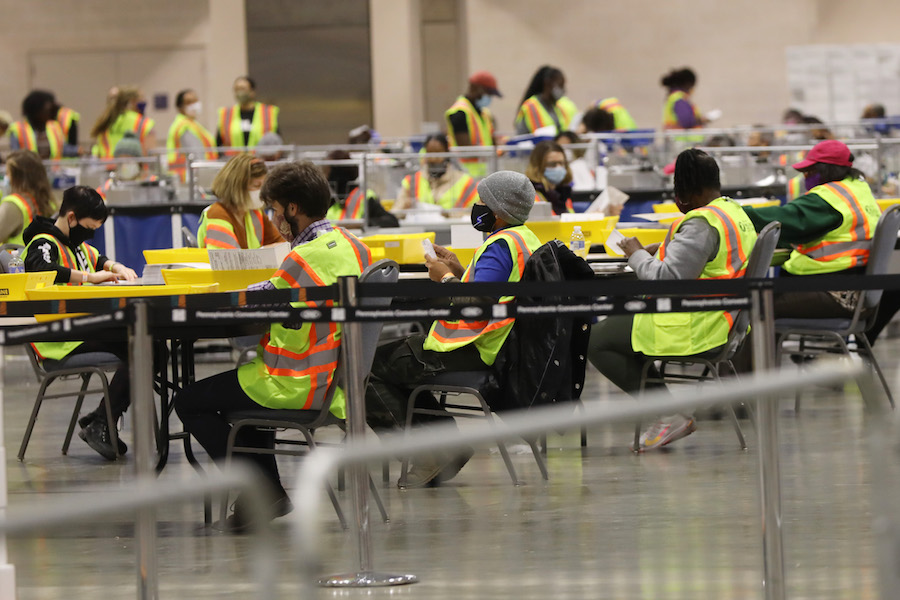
[445,0,900,134]
[0,0,246,145]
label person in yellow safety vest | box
[588,149,758,451]
[216,75,280,157]
[445,70,502,177]
[174,161,372,531]
[90,86,156,158]
[661,67,707,143]
[197,154,284,250]
[50,93,80,153]
[22,186,139,460]
[322,150,399,227]
[526,140,574,214]
[595,97,637,131]
[395,134,480,212]
[167,89,216,182]
[7,91,66,159]
[365,170,541,488]
[744,140,882,320]
[0,151,56,246]
[515,65,577,135]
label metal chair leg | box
[526,438,550,481]
[368,474,389,523]
[62,374,92,455]
[475,392,519,485]
[18,376,55,461]
[856,334,895,409]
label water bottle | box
[569,225,588,259]
[7,250,24,274]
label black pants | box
[365,333,487,433]
[66,340,131,421]
[173,370,282,490]
[587,315,666,397]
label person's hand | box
[605,203,623,217]
[432,244,464,277]
[643,242,660,256]
[620,237,645,258]
[425,254,452,282]
[112,263,138,281]
[87,270,118,284]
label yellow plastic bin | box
[162,268,276,291]
[143,248,210,264]
[878,199,900,212]
[445,246,477,267]
[0,272,56,301]
[361,232,436,264]
[614,228,669,246]
[526,216,619,247]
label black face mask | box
[428,161,448,179]
[470,204,496,232]
[68,223,95,246]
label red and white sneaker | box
[638,415,697,451]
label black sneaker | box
[215,490,294,534]
[78,420,118,460]
[79,415,127,455]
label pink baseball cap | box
[792,139,853,170]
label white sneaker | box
[638,415,697,451]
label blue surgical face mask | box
[475,94,492,110]
[544,166,567,185]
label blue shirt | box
[470,231,514,283]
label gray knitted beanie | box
[476,171,535,225]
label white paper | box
[422,238,436,260]
[631,212,679,222]
[140,262,211,285]
[450,224,484,249]
[705,108,723,122]
[585,185,629,214]
[604,229,626,257]
[208,242,290,271]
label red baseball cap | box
[469,71,502,97]
[792,139,853,171]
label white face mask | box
[117,162,140,181]
[185,101,202,118]
[248,189,262,208]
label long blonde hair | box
[211,154,268,215]
[91,85,139,138]
[6,150,54,217]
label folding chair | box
[18,345,123,461]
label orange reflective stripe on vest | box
[800,181,871,264]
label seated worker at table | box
[174,161,372,530]
[22,186,139,459]
[587,149,757,451]
[743,140,881,320]
[197,153,285,249]
[322,149,398,227]
[366,171,541,488]
[394,134,479,212]
[0,150,56,246]
[526,140,573,214]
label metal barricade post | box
[317,277,417,587]
[129,301,159,600]
[750,285,785,600]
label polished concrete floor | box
[1,336,896,599]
